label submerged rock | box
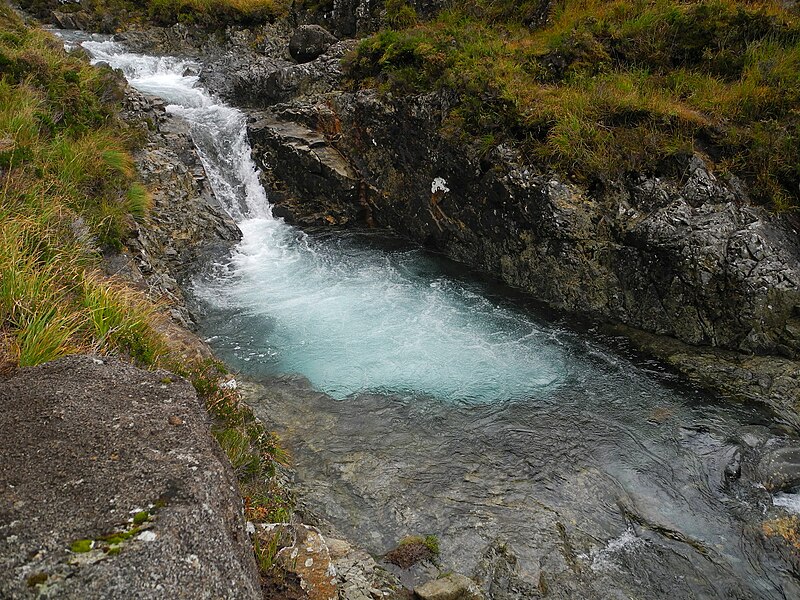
[0,356,260,599]
[757,446,800,492]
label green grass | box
[345,0,800,210]
[171,358,293,523]
[18,0,288,29]
[0,3,167,366]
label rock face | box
[229,40,356,106]
[249,115,362,225]
[289,24,338,63]
[248,91,800,361]
[0,355,261,599]
[291,0,453,37]
[117,88,241,327]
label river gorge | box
[54,29,800,598]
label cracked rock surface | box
[0,356,260,599]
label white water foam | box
[581,528,646,573]
[773,492,800,514]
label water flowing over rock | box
[245,88,800,417]
[119,87,241,328]
[0,356,260,599]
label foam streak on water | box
[80,38,566,402]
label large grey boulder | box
[289,25,338,63]
[0,356,261,599]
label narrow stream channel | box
[70,32,800,598]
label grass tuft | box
[345,0,800,210]
[0,4,168,369]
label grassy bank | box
[345,0,800,210]
[19,0,287,29]
[0,2,161,368]
[0,1,291,577]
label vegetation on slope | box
[0,2,162,367]
[19,0,287,29]
[345,0,800,210]
[0,1,290,568]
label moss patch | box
[384,534,440,568]
[69,539,93,553]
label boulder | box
[261,523,337,600]
[51,11,78,30]
[289,25,338,63]
[757,446,800,492]
[415,573,484,600]
[0,355,261,599]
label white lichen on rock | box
[431,177,450,194]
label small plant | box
[385,534,440,568]
[253,529,283,572]
[423,534,440,555]
[385,0,417,29]
[70,539,93,553]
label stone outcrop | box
[228,40,357,106]
[0,356,261,599]
[289,24,338,63]
[113,88,241,328]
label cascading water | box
[72,33,800,599]
[82,37,568,403]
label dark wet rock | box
[415,573,483,600]
[249,114,361,226]
[229,41,356,106]
[292,0,382,37]
[119,87,241,327]
[0,355,260,599]
[289,24,338,63]
[51,10,78,30]
[472,541,541,599]
[292,0,452,37]
[248,90,800,417]
[757,447,800,492]
[611,324,800,428]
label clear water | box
[71,33,800,598]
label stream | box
[68,31,800,598]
